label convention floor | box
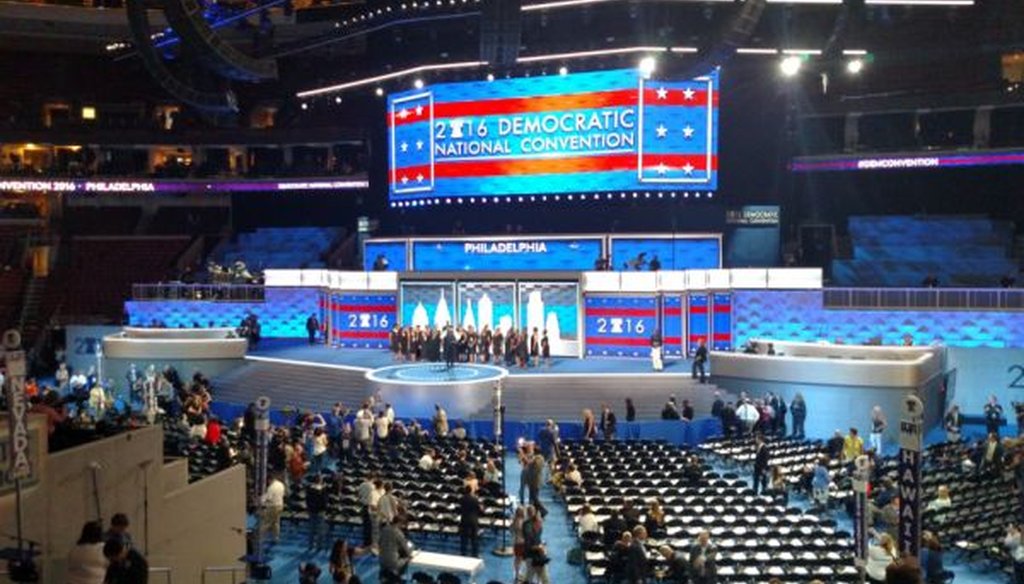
[250,338,696,375]
[258,425,1012,584]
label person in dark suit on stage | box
[752,435,770,495]
[306,313,319,345]
[443,326,457,369]
[692,340,708,383]
[529,328,540,367]
[985,395,1005,436]
[492,328,504,364]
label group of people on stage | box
[388,324,552,368]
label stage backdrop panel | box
[732,290,1024,348]
[456,281,516,334]
[124,287,319,338]
[400,282,457,328]
[609,237,721,271]
[585,295,657,358]
[363,240,408,271]
[711,292,733,351]
[941,347,1024,420]
[518,281,580,357]
[411,237,602,271]
[687,293,710,355]
[387,68,720,201]
[330,293,397,348]
[663,296,684,357]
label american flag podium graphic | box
[389,91,435,195]
[637,74,717,185]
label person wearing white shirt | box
[926,485,952,524]
[1005,525,1024,584]
[375,412,390,443]
[55,363,69,392]
[578,505,600,536]
[385,404,396,425]
[66,521,107,584]
[736,400,759,435]
[866,533,898,583]
[419,449,439,471]
[354,412,373,452]
[262,476,286,544]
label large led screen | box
[387,68,719,201]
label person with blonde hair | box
[581,408,597,441]
[866,533,898,583]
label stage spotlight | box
[780,56,802,77]
[375,88,384,96]
[414,78,424,89]
[559,66,568,76]
[334,96,342,104]
[846,58,864,74]
[486,73,495,82]
[638,56,657,78]
[300,102,309,110]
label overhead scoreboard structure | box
[387,68,719,202]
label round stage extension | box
[365,363,508,420]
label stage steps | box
[495,375,735,422]
[212,360,374,413]
[211,358,740,423]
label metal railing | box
[823,287,1024,311]
[202,564,247,584]
[132,283,265,302]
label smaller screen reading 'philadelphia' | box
[387,68,719,201]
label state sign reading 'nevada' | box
[387,68,719,201]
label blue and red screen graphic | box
[329,293,397,349]
[387,68,719,201]
[584,296,659,358]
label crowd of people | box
[387,325,552,369]
[65,514,149,584]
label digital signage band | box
[387,68,720,201]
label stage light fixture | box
[486,73,495,81]
[638,56,657,78]
[375,88,384,96]
[779,55,802,77]
[334,96,342,104]
[559,66,568,76]
[846,58,864,74]
[414,78,424,89]
[301,102,309,110]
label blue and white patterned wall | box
[125,287,319,338]
[733,290,1024,348]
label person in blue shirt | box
[920,531,947,584]
[812,457,831,507]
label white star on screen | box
[401,175,410,184]
[400,142,409,152]
[682,88,696,100]
[682,125,695,139]
[655,124,668,138]
[415,105,424,116]
[416,173,424,183]
[398,108,409,119]
[682,163,695,175]
[656,162,668,175]
[415,140,424,151]
[656,87,669,100]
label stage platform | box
[211,339,730,422]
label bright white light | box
[486,73,495,81]
[297,60,485,98]
[779,56,802,77]
[558,66,568,76]
[334,96,343,103]
[737,48,778,55]
[413,78,424,89]
[846,58,864,74]
[301,102,309,110]
[375,88,384,96]
[639,56,657,78]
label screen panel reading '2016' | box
[585,295,658,358]
[387,68,719,201]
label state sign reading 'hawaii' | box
[387,68,719,201]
